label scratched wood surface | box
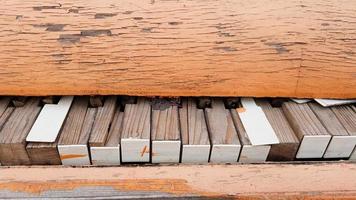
[0,0,355,98]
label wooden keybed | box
[0,96,355,166]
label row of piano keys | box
[0,96,355,166]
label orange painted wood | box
[0,0,355,98]
[0,163,356,198]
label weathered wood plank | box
[205,99,240,163]
[0,0,355,98]
[179,98,210,163]
[282,101,331,159]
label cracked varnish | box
[0,0,355,98]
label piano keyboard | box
[0,96,354,166]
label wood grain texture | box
[58,97,91,145]
[151,106,180,141]
[0,98,41,165]
[89,96,117,147]
[309,103,348,136]
[121,98,150,140]
[282,102,329,138]
[90,106,122,166]
[332,106,356,136]
[258,101,299,161]
[205,99,239,145]
[179,98,209,146]
[0,0,355,98]
[105,109,123,147]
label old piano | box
[0,0,356,199]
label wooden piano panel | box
[0,0,355,98]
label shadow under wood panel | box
[0,98,41,165]
[179,98,210,163]
[0,1,355,98]
[258,100,299,161]
[57,97,94,166]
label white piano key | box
[324,136,356,158]
[152,141,181,163]
[181,145,210,163]
[296,135,331,158]
[57,145,91,166]
[210,145,241,163]
[291,98,312,104]
[315,99,356,107]
[238,98,279,145]
[90,146,120,165]
[121,139,150,162]
[239,145,271,163]
[26,96,74,142]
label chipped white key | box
[26,96,74,142]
